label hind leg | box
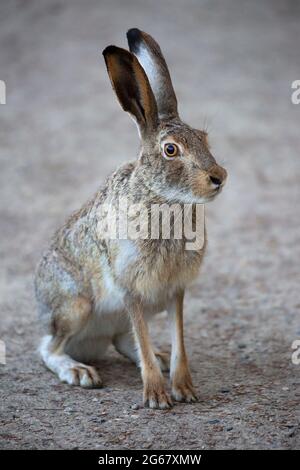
[39,296,102,388]
[114,331,170,372]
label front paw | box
[171,373,197,403]
[143,377,173,409]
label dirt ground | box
[0,0,299,450]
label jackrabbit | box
[35,28,227,409]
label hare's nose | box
[209,176,222,187]
[209,165,227,187]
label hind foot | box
[59,363,102,388]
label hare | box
[35,28,227,409]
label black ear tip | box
[127,28,142,48]
[102,45,119,57]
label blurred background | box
[0,0,299,450]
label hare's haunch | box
[35,28,227,409]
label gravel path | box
[0,0,299,449]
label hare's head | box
[103,29,227,203]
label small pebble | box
[288,428,297,438]
[64,407,75,413]
[91,418,106,424]
[131,403,140,410]
[207,419,220,425]
[241,355,250,361]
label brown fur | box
[128,300,172,408]
[170,291,196,401]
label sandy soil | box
[0,0,299,450]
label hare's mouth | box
[156,185,223,204]
[213,186,223,196]
[204,187,223,202]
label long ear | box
[102,45,158,136]
[127,28,178,120]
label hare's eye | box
[164,143,179,159]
